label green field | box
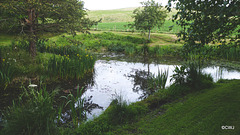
[88,7,181,34]
[87,7,178,23]
[92,20,181,33]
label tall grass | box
[47,53,95,80]
[152,45,181,57]
[183,43,240,61]
[149,68,169,90]
[61,86,86,127]
[1,87,59,135]
[0,47,15,88]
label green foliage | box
[61,86,86,127]
[0,0,93,35]
[182,43,240,61]
[148,69,169,91]
[170,62,213,91]
[130,0,167,40]
[152,45,181,56]
[106,94,147,125]
[1,0,96,57]
[47,53,95,80]
[0,47,15,88]
[170,65,188,85]
[0,61,15,88]
[168,0,239,47]
[75,95,148,134]
[2,87,59,135]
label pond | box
[83,59,240,120]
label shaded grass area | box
[0,34,17,46]
[77,79,240,135]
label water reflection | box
[82,60,240,119]
[128,69,155,99]
[59,95,103,125]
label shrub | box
[170,62,213,91]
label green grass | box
[1,87,59,135]
[106,79,240,135]
[92,20,181,34]
[87,8,135,23]
[87,7,178,23]
[88,7,181,34]
[0,34,17,46]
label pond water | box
[83,59,240,120]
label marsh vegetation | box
[0,0,239,134]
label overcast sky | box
[82,0,169,10]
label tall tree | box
[0,0,95,57]
[167,0,240,50]
[129,0,167,41]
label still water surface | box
[83,60,240,119]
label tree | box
[167,0,240,50]
[129,0,167,41]
[0,0,96,57]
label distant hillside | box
[87,7,177,23]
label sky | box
[82,0,169,10]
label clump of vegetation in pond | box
[169,61,214,97]
[60,86,86,128]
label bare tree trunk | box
[148,29,151,41]
[28,8,37,58]
[29,37,36,57]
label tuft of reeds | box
[0,47,15,88]
[2,87,59,135]
[148,68,169,91]
[61,85,86,127]
[47,52,96,80]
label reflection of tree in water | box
[58,69,103,126]
[128,69,156,100]
[59,95,103,125]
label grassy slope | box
[87,7,181,33]
[108,80,240,135]
[87,7,177,23]
[87,8,135,23]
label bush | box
[170,62,213,91]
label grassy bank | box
[75,79,240,135]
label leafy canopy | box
[0,0,94,35]
[130,0,167,40]
[167,0,240,47]
[0,0,96,57]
